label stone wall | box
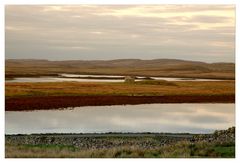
[5,127,235,150]
[6,135,192,150]
[191,127,235,144]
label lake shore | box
[5,95,234,111]
[5,80,235,111]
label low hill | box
[5,59,235,79]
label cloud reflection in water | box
[5,103,234,134]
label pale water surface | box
[6,77,123,83]
[6,73,222,83]
[5,104,234,134]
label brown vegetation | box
[5,80,235,111]
[5,95,234,111]
[6,59,235,79]
[5,81,234,97]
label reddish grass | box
[5,95,235,111]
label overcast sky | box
[5,5,235,62]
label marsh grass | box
[5,81,234,97]
[132,80,178,86]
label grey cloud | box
[189,15,232,23]
[5,5,235,62]
[189,115,228,124]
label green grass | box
[5,141,235,158]
[213,146,235,158]
[188,142,235,158]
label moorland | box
[5,59,235,111]
[6,59,235,79]
[6,80,234,111]
[5,59,235,158]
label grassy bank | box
[5,141,235,158]
[5,80,235,111]
[6,80,234,97]
[5,95,234,111]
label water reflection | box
[5,104,234,134]
[6,77,124,83]
[61,73,125,78]
[6,74,223,83]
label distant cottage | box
[124,76,135,83]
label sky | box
[5,5,235,62]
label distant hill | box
[5,59,235,79]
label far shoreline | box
[5,73,235,81]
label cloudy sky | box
[5,5,235,62]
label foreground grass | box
[5,80,234,97]
[5,141,235,158]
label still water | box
[5,104,234,134]
[6,77,123,83]
[6,75,222,83]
